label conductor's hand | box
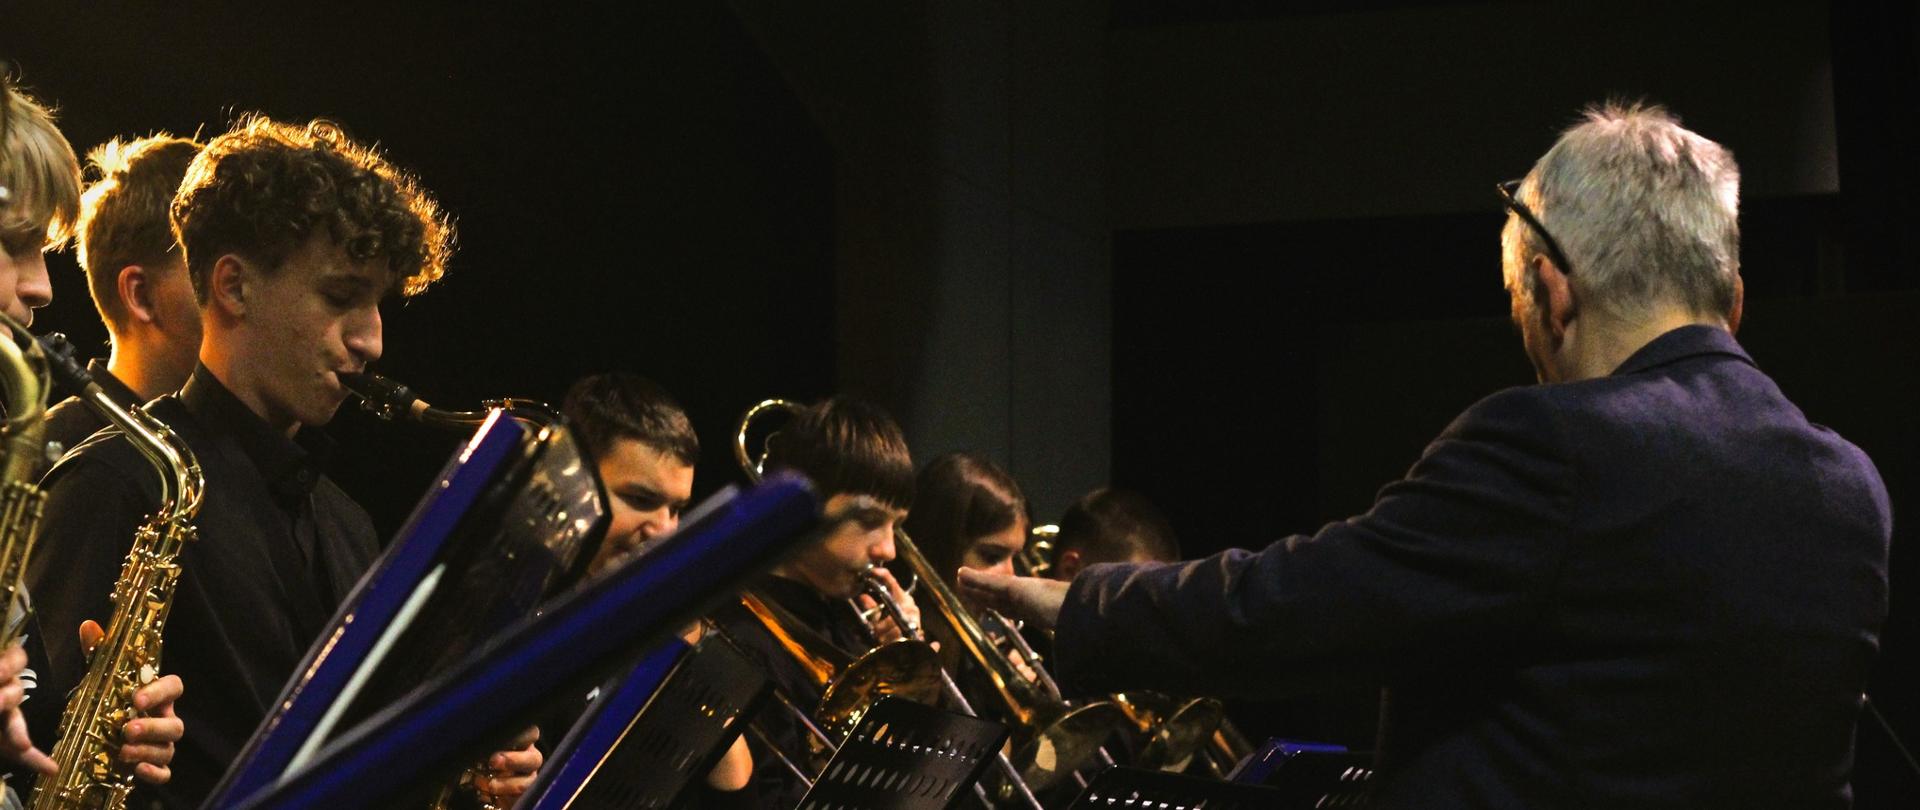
[123,674,186,785]
[2,642,54,775]
[474,726,542,803]
[957,569,1069,632]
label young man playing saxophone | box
[23,114,539,808]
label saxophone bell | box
[0,312,50,650]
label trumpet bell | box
[1010,699,1130,790]
[1119,693,1228,772]
[816,639,945,736]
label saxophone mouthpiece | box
[338,371,430,422]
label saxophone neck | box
[37,332,205,523]
[339,371,557,430]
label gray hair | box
[1503,101,1741,320]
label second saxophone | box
[30,334,204,810]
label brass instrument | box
[1014,523,1058,580]
[737,399,1126,796]
[1202,716,1255,777]
[886,526,1127,791]
[1113,692,1227,771]
[741,589,945,739]
[0,312,50,650]
[338,371,566,810]
[339,371,556,428]
[31,334,204,810]
[730,399,946,747]
[1015,517,1237,775]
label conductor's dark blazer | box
[1055,325,1891,809]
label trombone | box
[740,400,1137,795]
[733,399,1053,808]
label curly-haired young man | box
[24,115,539,808]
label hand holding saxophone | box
[1,630,185,788]
[2,642,52,775]
[116,672,184,786]
[468,726,542,805]
[956,568,1069,632]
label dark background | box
[6,0,1915,804]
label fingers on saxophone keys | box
[133,761,173,786]
[124,714,185,745]
[119,741,175,765]
[17,745,56,776]
[491,743,543,777]
[131,673,184,712]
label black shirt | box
[710,574,872,809]
[23,364,378,810]
[40,358,140,471]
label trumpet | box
[1014,523,1058,580]
[1014,517,1239,775]
[885,527,1127,792]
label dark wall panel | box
[7,1,835,533]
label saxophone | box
[30,334,204,810]
[0,311,51,650]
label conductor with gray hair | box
[961,102,1890,808]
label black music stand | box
[523,636,772,809]
[795,697,1008,810]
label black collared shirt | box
[39,358,141,477]
[23,364,378,810]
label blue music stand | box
[218,473,817,810]
[1228,738,1375,807]
[207,411,607,807]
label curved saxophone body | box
[0,312,51,649]
[30,336,204,810]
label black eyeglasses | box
[1498,179,1573,275]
